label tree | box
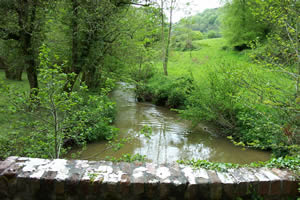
[0,41,24,81]
[64,0,138,90]
[249,0,300,144]
[175,8,221,35]
[160,0,166,75]
[221,0,270,50]
[250,0,299,100]
[0,1,50,93]
[160,0,176,76]
[109,6,160,82]
[163,0,175,76]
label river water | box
[70,83,270,164]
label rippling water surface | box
[69,83,270,164]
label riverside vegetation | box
[0,0,299,172]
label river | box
[69,83,270,164]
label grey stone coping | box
[0,157,299,200]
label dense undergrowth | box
[0,48,117,160]
[0,75,117,160]
[135,38,300,159]
[178,155,300,173]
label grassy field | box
[154,38,292,94]
[156,38,248,78]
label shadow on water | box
[68,83,270,164]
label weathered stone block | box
[131,166,146,196]
[0,157,17,175]
[207,170,222,200]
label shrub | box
[136,74,194,109]
[207,30,219,39]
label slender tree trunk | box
[295,17,299,100]
[161,0,167,76]
[81,72,86,84]
[72,0,80,75]
[163,0,175,77]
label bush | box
[207,30,219,39]
[66,95,117,143]
[171,31,204,51]
[136,74,194,108]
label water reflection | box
[69,83,270,164]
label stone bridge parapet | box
[0,157,299,200]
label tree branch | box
[116,1,153,7]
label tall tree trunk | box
[163,0,175,77]
[0,57,22,81]
[5,67,23,81]
[18,0,39,94]
[65,0,81,92]
[85,66,100,89]
[161,0,167,76]
[24,33,38,91]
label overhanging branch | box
[116,0,153,7]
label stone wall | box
[0,157,299,200]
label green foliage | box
[249,0,299,118]
[207,30,218,39]
[252,156,300,172]
[178,159,240,172]
[110,6,161,82]
[175,8,221,36]
[140,125,152,139]
[106,153,146,163]
[127,47,157,83]
[171,31,204,51]
[150,37,299,157]
[178,155,300,173]
[179,62,241,129]
[179,60,297,154]
[221,0,270,49]
[172,17,205,51]
[0,46,117,159]
[136,74,194,108]
[65,94,117,143]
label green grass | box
[155,38,293,99]
[155,38,250,79]
[0,70,29,137]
